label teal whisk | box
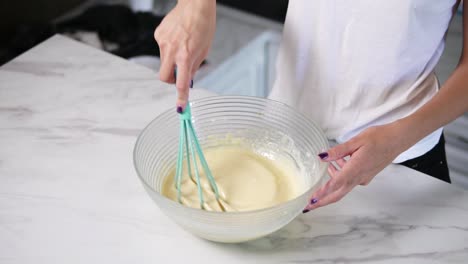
[174,72,225,211]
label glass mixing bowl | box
[133,96,329,243]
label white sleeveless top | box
[269,0,457,163]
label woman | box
[154,0,468,212]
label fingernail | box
[190,79,193,88]
[311,198,318,204]
[318,152,328,160]
[176,106,183,114]
[302,209,310,214]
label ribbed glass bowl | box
[133,96,329,243]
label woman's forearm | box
[395,63,468,151]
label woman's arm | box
[397,4,468,151]
[304,3,468,212]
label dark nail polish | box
[176,106,183,114]
[318,152,329,160]
[311,198,318,204]
[302,209,310,214]
[190,79,193,88]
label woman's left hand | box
[303,122,408,212]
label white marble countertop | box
[1,35,467,264]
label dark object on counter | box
[56,5,163,58]
[57,5,139,46]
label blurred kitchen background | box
[1,0,466,188]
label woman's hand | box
[154,0,216,111]
[303,123,409,212]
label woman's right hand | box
[154,0,216,112]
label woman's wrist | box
[390,116,427,154]
[177,0,216,20]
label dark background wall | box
[0,0,85,43]
[0,0,288,65]
[0,0,288,43]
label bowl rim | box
[133,95,329,216]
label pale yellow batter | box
[162,145,303,212]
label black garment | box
[400,134,451,183]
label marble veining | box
[0,35,467,264]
